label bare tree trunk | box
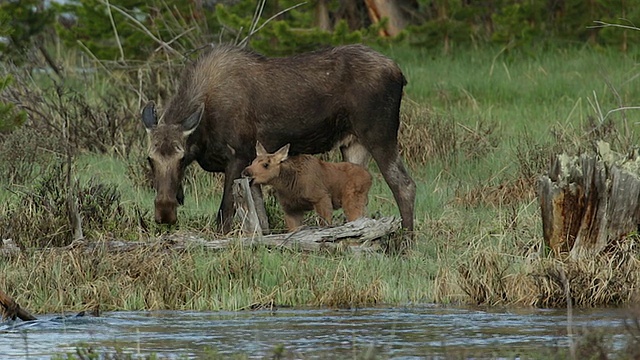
[363,0,407,37]
[314,0,332,31]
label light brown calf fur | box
[242,142,372,232]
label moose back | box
[141,44,416,232]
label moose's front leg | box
[218,161,244,233]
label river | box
[0,305,632,359]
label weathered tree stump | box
[538,141,640,257]
[233,178,263,236]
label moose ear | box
[182,104,204,136]
[274,144,290,163]
[141,101,157,132]
[255,141,268,156]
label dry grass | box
[450,234,640,308]
[532,237,640,308]
[399,101,498,167]
[312,264,383,308]
[1,163,141,248]
[454,177,535,207]
[0,242,399,313]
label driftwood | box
[538,141,640,257]
[65,216,401,254]
[0,289,37,321]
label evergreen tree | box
[55,0,219,60]
[0,0,55,64]
[0,75,27,133]
[0,8,27,132]
[215,0,375,56]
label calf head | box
[141,101,203,224]
[242,142,290,185]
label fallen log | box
[538,141,640,257]
[0,289,37,321]
[65,217,401,254]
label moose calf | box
[242,142,372,232]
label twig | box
[602,76,630,139]
[587,91,605,123]
[239,2,308,48]
[588,20,639,31]
[105,0,125,61]
[153,28,195,54]
[248,0,266,40]
[38,45,63,78]
[0,289,37,322]
[97,0,184,58]
[76,40,145,102]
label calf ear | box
[256,141,268,156]
[274,144,290,163]
[141,101,157,132]
[182,104,204,136]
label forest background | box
[1,0,639,134]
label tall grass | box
[1,43,640,312]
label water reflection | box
[0,306,630,359]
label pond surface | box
[0,305,632,359]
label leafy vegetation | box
[1,44,639,313]
[2,0,639,64]
[0,0,55,63]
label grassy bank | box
[1,44,640,313]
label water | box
[0,306,632,359]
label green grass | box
[2,44,640,312]
[394,45,640,164]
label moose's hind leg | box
[372,150,416,231]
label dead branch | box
[65,217,401,254]
[0,289,37,322]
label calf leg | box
[284,211,305,232]
[313,197,334,226]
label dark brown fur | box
[141,44,415,232]
[243,143,372,231]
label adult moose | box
[141,44,416,233]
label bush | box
[0,75,26,133]
[1,162,139,249]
